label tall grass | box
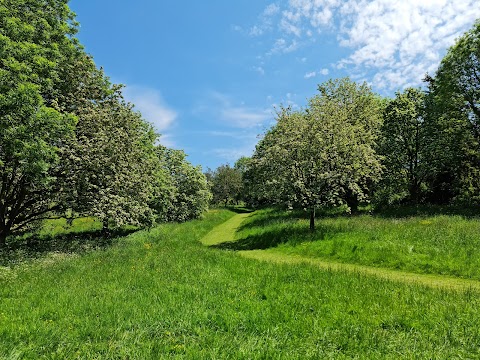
[1,209,480,358]
[235,207,480,279]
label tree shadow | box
[0,228,137,267]
[225,206,255,214]
[236,209,305,231]
[211,222,338,251]
[373,205,480,219]
[213,204,480,252]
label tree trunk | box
[102,218,110,236]
[309,207,315,231]
[345,189,359,214]
[0,230,8,248]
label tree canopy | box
[377,88,426,204]
[250,78,383,229]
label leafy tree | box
[154,146,211,222]
[211,164,243,206]
[234,156,252,205]
[0,85,76,245]
[66,90,159,231]
[433,19,480,139]
[251,78,383,230]
[376,88,426,204]
[424,19,480,203]
[0,0,79,245]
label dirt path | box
[202,212,480,292]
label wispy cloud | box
[210,145,256,164]
[244,3,281,37]
[253,66,265,75]
[203,92,272,129]
[268,38,300,55]
[304,67,330,79]
[250,0,479,90]
[122,85,177,132]
[157,134,176,148]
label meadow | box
[1,208,480,358]
[233,207,480,280]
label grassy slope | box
[234,208,480,280]
[1,209,480,358]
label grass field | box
[1,208,480,358]
[233,207,480,280]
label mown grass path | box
[200,212,252,246]
[203,212,480,292]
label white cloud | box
[305,68,329,79]
[220,107,271,128]
[122,86,177,132]
[264,3,280,17]
[249,25,264,37]
[247,3,281,37]
[268,38,300,54]
[199,92,272,129]
[334,0,479,89]
[252,0,479,90]
[157,134,176,148]
[210,147,255,163]
[253,66,265,75]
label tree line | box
[0,0,211,245]
[208,19,480,230]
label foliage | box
[210,164,243,206]
[424,19,480,203]
[250,78,383,229]
[376,88,427,205]
[0,0,79,245]
[153,146,212,222]
[65,89,159,230]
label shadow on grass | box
[236,209,306,231]
[0,228,137,267]
[214,204,480,252]
[211,222,338,251]
[225,206,255,214]
[373,205,480,219]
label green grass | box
[39,217,103,237]
[2,209,480,358]
[200,212,252,246]
[234,207,480,280]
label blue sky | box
[69,0,479,171]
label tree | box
[376,88,426,204]
[211,164,243,206]
[251,78,383,230]
[234,156,251,204]
[0,0,79,245]
[66,90,159,231]
[0,85,76,245]
[423,19,480,203]
[153,146,211,222]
